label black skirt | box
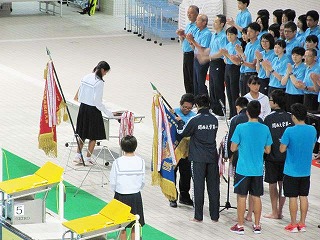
[75,103,106,140]
[114,192,145,228]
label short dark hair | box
[235,97,249,109]
[270,89,286,109]
[257,9,270,19]
[120,135,137,153]
[306,34,319,48]
[180,93,195,106]
[283,9,296,22]
[195,94,210,108]
[290,103,307,121]
[241,27,248,34]
[306,10,319,22]
[217,14,226,27]
[226,26,238,35]
[261,33,275,49]
[268,23,280,38]
[248,75,260,85]
[247,22,261,32]
[247,100,261,118]
[275,39,287,51]
[298,14,308,32]
[256,15,269,31]
[284,21,297,32]
[238,0,250,7]
[291,46,305,56]
[273,9,283,24]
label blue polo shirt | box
[174,107,196,124]
[258,30,268,40]
[182,22,198,53]
[193,27,212,55]
[236,8,252,38]
[209,30,227,59]
[303,63,320,95]
[285,63,306,95]
[231,122,272,176]
[296,31,306,46]
[286,38,301,62]
[257,49,276,79]
[225,39,242,65]
[304,26,320,40]
[243,39,261,73]
[281,124,317,177]
[269,54,290,88]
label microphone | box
[219,99,225,109]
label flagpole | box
[46,47,86,166]
[150,82,179,117]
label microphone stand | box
[219,99,237,213]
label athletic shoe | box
[179,198,193,206]
[230,224,244,235]
[169,201,177,208]
[298,223,306,232]
[73,154,83,164]
[252,224,261,234]
[85,159,96,166]
[285,223,299,233]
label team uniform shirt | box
[193,27,212,55]
[303,63,320,95]
[269,54,290,88]
[304,26,320,42]
[182,22,198,53]
[225,39,242,65]
[243,39,261,73]
[281,124,317,177]
[78,73,113,117]
[110,155,145,194]
[231,122,272,176]
[174,107,196,123]
[258,30,268,40]
[264,109,293,163]
[209,30,228,59]
[235,8,252,38]
[244,92,271,120]
[285,63,306,95]
[296,31,306,46]
[177,108,218,163]
[257,49,276,79]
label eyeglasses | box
[284,30,293,33]
[269,99,273,101]
[251,82,261,85]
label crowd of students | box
[177,0,320,120]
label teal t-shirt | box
[231,122,272,176]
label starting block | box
[62,199,138,240]
[0,161,64,224]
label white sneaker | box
[85,158,96,166]
[73,153,83,164]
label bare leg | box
[264,183,278,219]
[278,181,286,219]
[87,140,96,158]
[237,194,247,225]
[245,195,253,221]
[131,228,136,240]
[289,197,298,225]
[120,229,126,240]
[299,196,308,225]
[252,195,262,226]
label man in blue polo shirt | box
[304,10,320,43]
[176,5,199,94]
[230,100,272,235]
[186,14,212,96]
[284,21,300,62]
[235,22,261,96]
[207,14,228,117]
[280,103,317,233]
[227,0,252,39]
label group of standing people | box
[177,0,320,120]
[175,0,319,235]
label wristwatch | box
[270,69,275,74]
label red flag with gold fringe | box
[38,61,68,157]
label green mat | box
[1,149,175,240]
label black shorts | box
[233,173,263,196]
[264,161,284,184]
[283,174,310,197]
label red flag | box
[38,61,67,157]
